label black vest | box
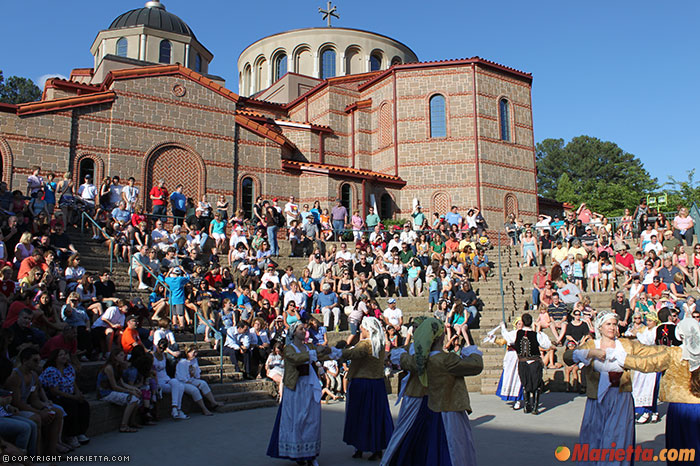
[514,329,540,358]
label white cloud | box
[36,73,69,88]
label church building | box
[0,0,538,226]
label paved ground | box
[66,392,666,466]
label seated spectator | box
[175,345,222,414]
[0,387,38,456]
[63,254,85,293]
[265,342,284,400]
[38,349,90,447]
[547,293,569,345]
[5,347,65,454]
[94,270,117,304]
[7,309,47,358]
[120,315,145,355]
[96,348,141,433]
[471,248,490,282]
[444,302,470,349]
[91,299,129,360]
[316,283,341,332]
[152,339,190,420]
[672,207,694,246]
[75,274,103,320]
[647,275,667,299]
[40,325,81,365]
[556,278,581,308]
[17,250,47,281]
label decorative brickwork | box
[0,137,14,188]
[143,143,206,210]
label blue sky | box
[1,0,697,186]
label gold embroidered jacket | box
[342,339,386,380]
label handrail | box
[80,211,114,273]
[128,251,173,320]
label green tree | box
[536,135,657,216]
[0,70,41,104]
[663,169,700,209]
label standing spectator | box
[331,199,348,240]
[170,184,187,226]
[365,206,380,230]
[149,179,168,222]
[283,196,299,227]
[108,175,122,209]
[26,166,44,197]
[263,204,280,257]
[673,207,694,246]
[411,204,425,231]
[445,205,462,226]
[121,177,139,212]
[77,174,97,217]
[164,267,190,332]
[350,210,364,241]
[44,173,57,215]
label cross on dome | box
[318,1,339,27]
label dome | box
[109,1,193,37]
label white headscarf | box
[676,317,700,372]
[594,310,618,340]
[361,317,385,359]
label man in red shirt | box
[40,326,79,364]
[647,276,667,298]
[149,179,169,222]
[121,315,145,355]
[614,247,635,277]
[17,249,47,280]
[531,265,551,308]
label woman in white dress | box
[629,312,661,424]
[267,321,333,466]
[495,319,524,409]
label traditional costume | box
[564,311,669,466]
[342,317,394,459]
[514,322,551,414]
[495,320,524,409]
[267,321,331,465]
[385,317,483,465]
[631,313,661,424]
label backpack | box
[274,209,285,228]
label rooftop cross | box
[318,1,339,27]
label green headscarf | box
[413,317,445,387]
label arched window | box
[241,177,255,219]
[499,98,511,141]
[370,53,382,72]
[391,56,402,66]
[195,53,202,72]
[321,49,336,79]
[243,64,252,96]
[379,103,392,148]
[380,193,393,220]
[274,53,287,81]
[255,57,268,92]
[116,37,128,57]
[159,40,171,64]
[504,193,519,219]
[340,184,352,211]
[429,94,446,138]
[78,158,95,183]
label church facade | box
[0,1,538,227]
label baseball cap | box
[387,298,396,304]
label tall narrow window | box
[195,53,202,72]
[370,54,382,71]
[243,64,252,96]
[341,184,352,211]
[159,40,171,64]
[379,103,392,148]
[499,98,511,141]
[116,37,128,57]
[321,49,336,79]
[429,94,446,138]
[274,54,287,81]
[241,177,255,219]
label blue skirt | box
[496,367,523,402]
[343,378,394,452]
[387,396,452,466]
[666,403,700,466]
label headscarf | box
[413,317,445,387]
[594,310,618,340]
[286,320,303,345]
[360,317,385,359]
[645,311,660,324]
[676,317,700,372]
[512,317,522,330]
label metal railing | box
[128,252,173,319]
[193,308,225,384]
[80,211,114,273]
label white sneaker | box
[650,412,659,423]
[513,401,521,410]
[138,283,149,290]
[177,409,190,420]
[636,412,650,424]
[77,434,90,444]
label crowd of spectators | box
[0,168,506,461]
[511,199,699,393]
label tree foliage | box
[0,70,41,104]
[663,169,700,210]
[536,135,657,216]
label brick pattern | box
[145,145,204,209]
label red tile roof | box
[14,91,117,116]
[42,78,103,100]
[235,114,297,150]
[281,160,405,186]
